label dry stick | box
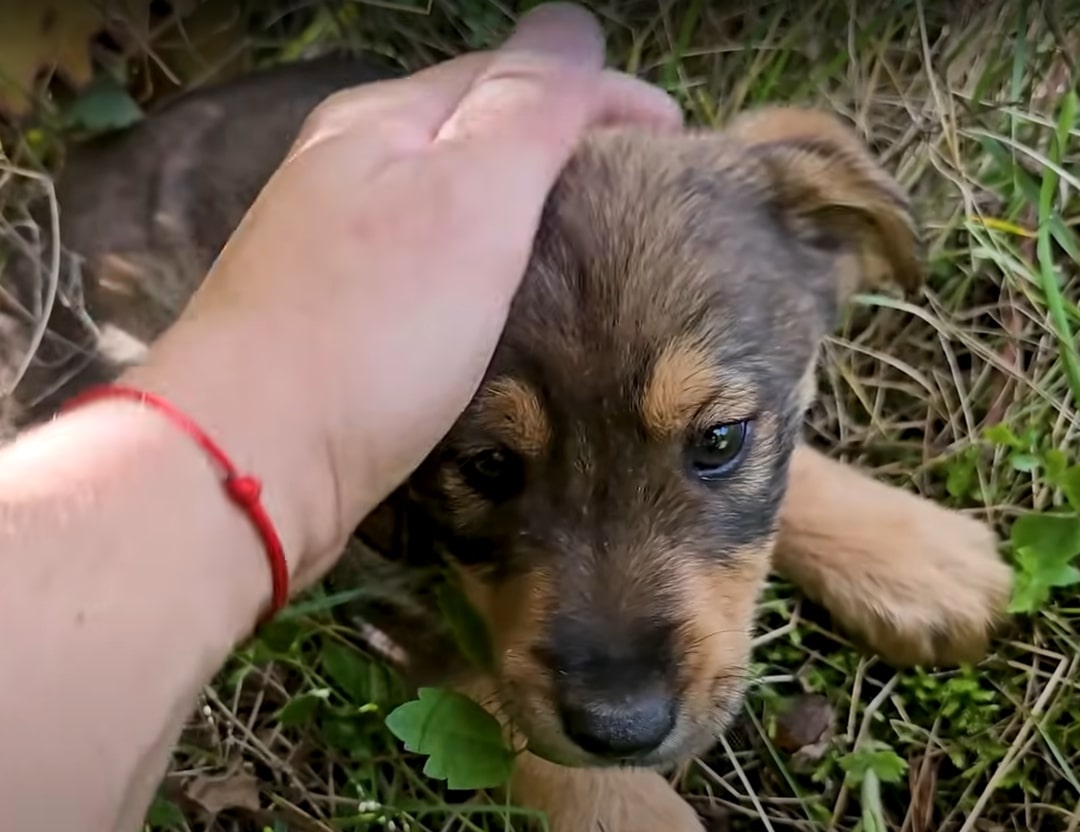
[202,685,331,823]
[263,794,337,832]
[752,606,802,649]
[688,792,816,827]
[0,160,60,397]
[939,649,1063,828]
[914,0,963,172]
[846,657,872,743]
[956,654,1075,832]
[694,756,758,803]
[1064,796,1080,832]
[900,716,942,832]
[719,732,779,832]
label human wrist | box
[118,313,347,592]
[15,398,273,637]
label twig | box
[719,732,778,832]
[0,159,60,398]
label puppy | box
[1,56,1012,831]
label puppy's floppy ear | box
[726,106,924,304]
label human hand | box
[125,2,682,590]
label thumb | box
[434,3,606,178]
[439,4,682,145]
[433,2,680,211]
[434,2,652,185]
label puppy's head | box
[409,108,922,766]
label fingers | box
[435,3,605,149]
[286,52,493,165]
[434,4,620,192]
[288,2,680,180]
[591,69,684,131]
[433,2,681,209]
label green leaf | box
[859,770,888,832]
[145,795,185,829]
[1010,512,1080,564]
[63,75,143,134]
[437,581,494,671]
[1008,565,1051,614]
[385,687,514,791]
[839,741,907,789]
[322,640,373,704]
[1009,530,1080,614]
[1044,449,1068,484]
[1044,562,1080,589]
[983,423,1023,449]
[258,619,302,654]
[321,713,372,754]
[364,661,404,711]
[945,456,975,499]
[277,587,372,620]
[277,689,330,726]
[1061,466,1080,511]
[1010,452,1039,473]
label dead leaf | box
[0,0,106,116]
[693,800,731,832]
[772,693,837,770]
[185,765,261,815]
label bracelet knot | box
[60,383,289,622]
[225,474,263,506]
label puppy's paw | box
[776,447,1013,667]
[509,752,703,832]
[829,501,1011,666]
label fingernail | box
[501,2,605,68]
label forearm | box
[0,400,271,831]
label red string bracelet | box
[60,383,289,620]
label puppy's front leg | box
[452,675,703,832]
[773,445,1012,666]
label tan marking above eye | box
[641,339,758,437]
[641,339,717,437]
[474,377,552,456]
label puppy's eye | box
[688,421,751,481]
[460,447,523,497]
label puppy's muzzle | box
[541,612,681,761]
[558,679,677,758]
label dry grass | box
[2,1,1079,830]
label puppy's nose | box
[559,686,676,758]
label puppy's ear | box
[726,107,924,304]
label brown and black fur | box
[1,55,1012,831]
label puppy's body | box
[1,55,1011,830]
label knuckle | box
[297,85,429,153]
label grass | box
[2,0,1080,830]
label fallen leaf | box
[185,766,260,815]
[693,800,731,832]
[772,693,836,769]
